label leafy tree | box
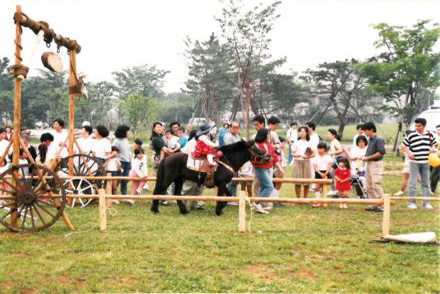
[184,33,235,125]
[122,94,158,133]
[358,20,440,149]
[217,0,283,138]
[303,59,367,138]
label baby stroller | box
[350,169,368,199]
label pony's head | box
[219,140,253,172]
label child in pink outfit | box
[130,148,147,198]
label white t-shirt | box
[182,138,197,155]
[92,138,112,159]
[76,136,94,155]
[286,128,298,144]
[166,135,180,150]
[350,146,367,172]
[312,153,333,171]
[107,157,120,172]
[292,140,313,160]
[132,157,147,177]
[309,133,320,151]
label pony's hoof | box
[180,210,189,215]
[215,209,223,216]
[151,208,159,214]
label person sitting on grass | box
[312,142,333,208]
[334,157,351,209]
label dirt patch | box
[244,263,277,283]
[288,269,317,280]
[0,281,17,289]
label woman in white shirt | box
[76,125,94,155]
[291,126,315,198]
[91,125,112,188]
[349,135,368,174]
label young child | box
[106,146,121,197]
[312,142,333,208]
[130,148,147,199]
[192,124,218,166]
[165,129,181,154]
[334,157,351,209]
[177,127,188,149]
[133,138,143,150]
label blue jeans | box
[119,161,131,195]
[288,145,293,164]
[227,173,239,196]
[255,168,274,198]
[408,162,431,205]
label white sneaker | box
[263,205,273,211]
[112,200,120,205]
[136,188,143,195]
[407,203,418,209]
[143,183,150,190]
[344,204,348,209]
[423,204,434,210]
[328,191,338,196]
[339,204,344,209]
[125,199,135,205]
[393,191,404,196]
[252,204,268,214]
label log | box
[382,194,391,236]
[98,189,107,231]
[238,190,246,233]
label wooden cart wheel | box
[0,164,66,232]
[55,154,105,208]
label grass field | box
[0,152,439,293]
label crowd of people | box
[0,115,438,213]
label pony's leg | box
[216,183,230,216]
[174,179,188,215]
[151,199,160,214]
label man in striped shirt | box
[403,118,437,209]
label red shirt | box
[252,142,279,169]
[335,167,351,191]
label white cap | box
[82,121,91,127]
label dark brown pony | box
[151,140,253,215]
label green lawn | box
[0,155,439,293]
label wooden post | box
[322,184,328,208]
[10,5,24,229]
[67,51,76,206]
[382,194,391,237]
[106,172,112,208]
[98,188,107,231]
[238,189,246,233]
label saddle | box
[186,155,218,188]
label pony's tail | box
[153,159,166,195]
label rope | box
[64,199,118,239]
[9,64,29,79]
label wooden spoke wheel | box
[55,154,105,208]
[0,164,66,232]
[63,178,95,208]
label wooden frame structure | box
[0,5,84,231]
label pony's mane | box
[219,140,248,153]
